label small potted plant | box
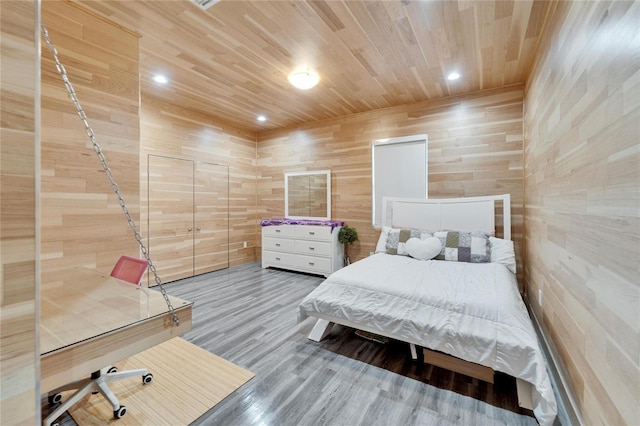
[338,224,358,266]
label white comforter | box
[298,253,557,426]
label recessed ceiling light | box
[153,74,168,84]
[447,72,461,81]
[288,68,320,90]
[257,115,267,122]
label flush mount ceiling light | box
[447,72,461,81]
[257,115,267,122]
[153,74,168,84]
[288,68,319,90]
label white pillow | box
[375,226,391,253]
[489,237,516,273]
[406,237,442,261]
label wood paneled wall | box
[524,1,640,424]
[0,0,39,422]
[140,96,258,268]
[257,85,525,282]
[40,1,140,290]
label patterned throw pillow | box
[433,231,491,263]
[385,228,433,255]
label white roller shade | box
[372,135,428,227]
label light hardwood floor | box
[49,262,542,425]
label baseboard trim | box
[524,295,584,426]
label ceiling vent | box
[190,0,220,11]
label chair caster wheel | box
[107,366,118,374]
[48,392,62,405]
[142,373,153,384]
[114,405,127,418]
[52,422,60,426]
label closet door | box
[147,155,195,283]
[194,162,229,275]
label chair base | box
[43,367,149,426]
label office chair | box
[45,256,153,426]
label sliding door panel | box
[194,162,229,275]
[147,155,194,283]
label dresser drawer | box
[261,222,342,277]
[262,225,294,238]
[294,225,332,241]
[264,236,295,252]
[295,255,331,273]
[262,250,296,267]
[294,240,331,256]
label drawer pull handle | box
[275,257,281,260]
[275,229,281,232]
[308,262,315,265]
[275,243,280,246]
[309,231,315,235]
[309,247,315,250]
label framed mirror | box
[285,170,331,220]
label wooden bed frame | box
[306,194,533,410]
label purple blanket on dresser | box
[260,218,344,232]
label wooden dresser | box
[261,223,343,277]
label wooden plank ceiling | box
[76,0,550,132]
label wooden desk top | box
[40,268,193,392]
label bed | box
[298,194,557,426]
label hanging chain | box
[41,25,180,326]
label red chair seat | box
[110,255,148,285]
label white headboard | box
[381,194,511,240]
